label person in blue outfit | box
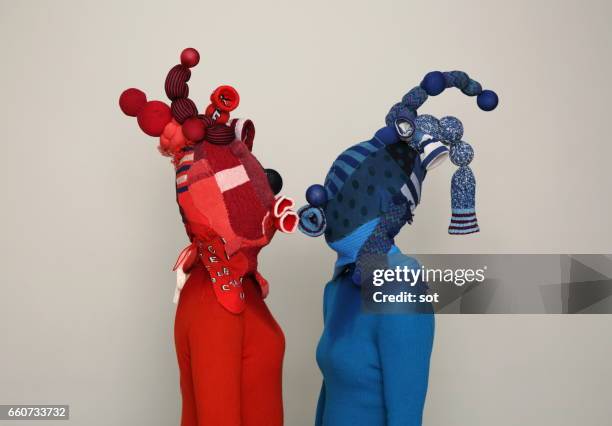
[298,71,498,426]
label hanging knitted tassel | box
[448,141,479,234]
[381,70,497,235]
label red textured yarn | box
[204,104,230,124]
[180,48,200,68]
[171,98,198,123]
[206,124,235,144]
[119,88,147,117]
[165,65,191,100]
[159,120,190,156]
[137,101,172,136]
[210,85,240,112]
[182,117,206,142]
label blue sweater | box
[315,253,434,426]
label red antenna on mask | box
[119,48,240,157]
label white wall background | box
[0,0,611,425]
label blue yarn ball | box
[297,205,326,237]
[306,184,328,207]
[477,90,499,111]
[439,116,464,142]
[414,114,441,139]
[450,142,474,166]
[420,71,446,96]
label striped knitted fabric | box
[175,148,194,194]
[323,127,394,200]
[448,208,479,234]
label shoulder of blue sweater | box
[323,278,338,298]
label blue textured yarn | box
[450,141,474,166]
[385,70,495,128]
[439,116,464,141]
[297,205,327,237]
[448,139,478,233]
[353,194,413,285]
[443,71,470,89]
[414,115,442,139]
[462,79,483,96]
[385,102,417,127]
[402,86,429,110]
[450,166,476,209]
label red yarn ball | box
[182,117,206,141]
[181,48,200,68]
[119,88,147,117]
[210,85,240,112]
[137,101,172,137]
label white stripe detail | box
[215,165,249,192]
[173,268,190,304]
[419,133,434,143]
[410,173,421,201]
[420,140,449,170]
[176,174,188,185]
[450,220,478,227]
[179,153,194,165]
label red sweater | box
[175,265,285,426]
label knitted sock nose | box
[448,165,479,235]
[448,140,480,235]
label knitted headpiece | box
[298,70,497,283]
[386,71,498,234]
[119,48,298,312]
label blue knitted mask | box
[299,70,498,283]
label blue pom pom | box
[477,90,499,111]
[450,142,474,166]
[439,116,464,142]
[306,184,327,207]
[414,114,441,139]
[420,71,446,96]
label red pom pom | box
[181,48,200,68]
[119,88,147,117]
[182,117,206,141]
[137,101,172,137]
[210,85,240,112]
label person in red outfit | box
[119,48,297,426]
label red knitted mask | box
[119,48,298,313]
